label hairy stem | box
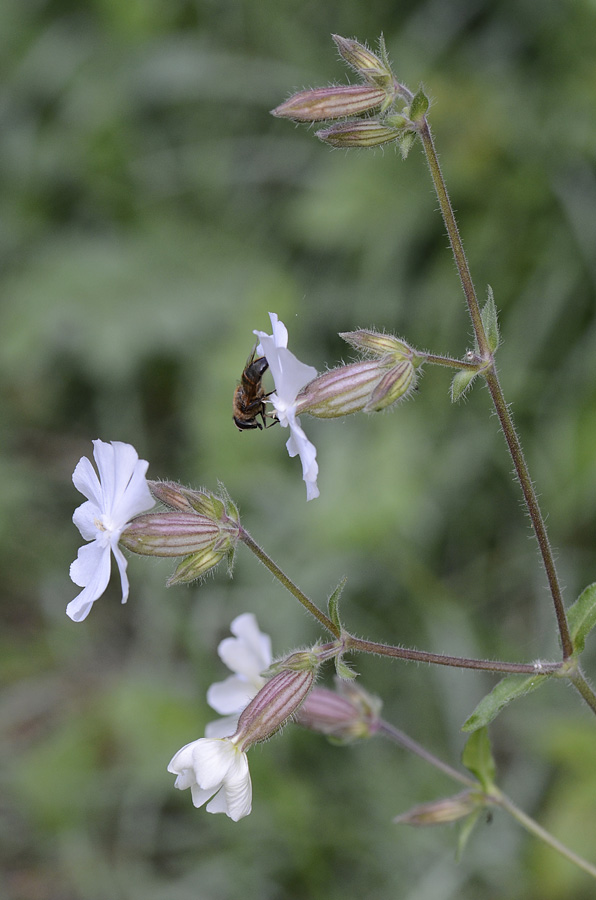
[417,115,573,660]
[417,119,488,357]
[346,635,562,675]
[424,352,482,370]
[483,369,573,657]
[239,526,337,635]
[567,667,596,716]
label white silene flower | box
[168,737,252,822]
[67,439,155,622]
[205,612,273,738]
[254,313,319,501]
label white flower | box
[205,612,272,738]
[67,440,154,622]
[168,737,252,822]
[254,313,320,501]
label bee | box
[233,347,276,430]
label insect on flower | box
[233,346,277,431]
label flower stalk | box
[238,526,338,635]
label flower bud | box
[234,668,316,752]
[339,329,415,361]
[121,481,240,585]
[149,481,237,523]
[120,512,224,557]
[393,790,482,827]
[365,359,417,412]
[166,546,231,586]
[295,358,416,418]
[331,34,393,86]
[271,85,389,122]
[296,680,382,743]
[316,120,403,148]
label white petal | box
[67,541,112,621]
[204,749,252,821]
[190,783,218,809]
[111,456,154,525]
[92,440,154,525]
[204,714,239,739]
[207,675,258,715]
[72,499,103,541]
[229,612,273,669]
[219,752,252,821]
[285,417,319,501]
[168,739,201,776]
[192,739,237,791]
[72,456,103,508]
[110,542,130,604]
[268,311,288,347]
[92,440,133,516]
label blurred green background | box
[2,0,596,898]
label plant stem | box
[382,720,596,880]
[483,369,573,658]
[239,526,338,635]
[346,635,562,675]
[417,119,489,358]
[379,720,475,786]
[424,352,482,370]
[240,528,566,676]
[492,789,596,881]
[417,116,573,660]
[567,667,596,715]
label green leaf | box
[461,728,496,790]
[327,577,347,632]
[480,285,499,352]
[567,582,596,654]
[335,658,357,680]
[455,809,482,862]
[398,131,416,159]
[410,86,430,121]
[450,368,478,401]
[462,673,549,732]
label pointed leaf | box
[455,809,482,862]
[567,582,596,654]
[461,728,496,790]
[335,658,357,680]
[451,368,478,401]
[481,286,499,353]
[327,577,347,632]
[398,131,416,159]
[410,86,430,121]
[462,673,549,732]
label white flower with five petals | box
[67,440,154,622]
[254,313,319,500]
[205,612,272,738]
[168,737,252,821]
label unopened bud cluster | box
[120,481,240,585]
[295,330,422,418]
[271,34,426,153]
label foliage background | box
[2,0,596,898]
